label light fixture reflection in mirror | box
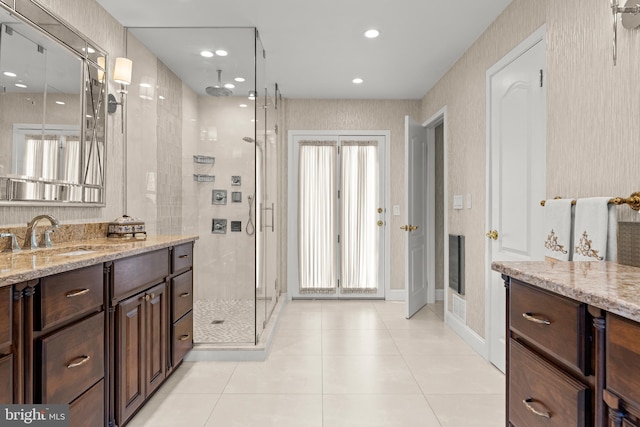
[108,57,133,132]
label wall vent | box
[452,293,467,323]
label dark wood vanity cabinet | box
[110,243,194,427]
[0,239,194,426]
[506,278,595,427]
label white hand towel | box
[573,197,617,261]
[543,199,574,261]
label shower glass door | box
[291,134,386,299]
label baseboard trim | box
[385,289,405,301]
[445,311,488,360]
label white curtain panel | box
[340,141,379,293]
[298,141,338,293]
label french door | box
[288,133,386,299]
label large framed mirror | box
[0,0,107,205]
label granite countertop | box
[0,235,198,288]
[492,260,640,323]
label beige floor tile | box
[159,361,238,394]
[391,329,477,356]
[269,329,323,356]
[277,311,323,330]
[426,394,505,426]
[322,328,399,355]
[323,355,421,394]
[321,300,376,311]
[224,354,322,394]
[282,300,324,313]
[205,394,322,427]
[404,354,505,394]
[126,393,219,427]
[323,394,442,427]
[321,310,387,330]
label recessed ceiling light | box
[159,95,166,100]
[15,83,27,88]
[235,77,245,82]
[239,104,248,108]
[200,50,214,58]
[364,29,380,39]
[215,49,228,57]
[224,83,235,89]
[140,83,151,88]
[3,71,16,77]
[352,78,364,84]
[55,101,65,105]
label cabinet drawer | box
[510,280,589,373]
[39,312,104,403]
[0,286,10,348]
[37,264,103,331]
[69,379,104,427]
[172,271,193,321]
[606,314,640,409]
[0,353,13,404]
[172,310,193,366]
[509,339,590,426]
[172,243,193,273]
[112,249,168,301]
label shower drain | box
[211,320,225,325]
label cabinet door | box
[0,354,13,403]
[145,283,166,396]
[116,294,146,425]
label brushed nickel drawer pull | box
[67,355,91,369]
[523,398,551,418]
[178,334,190,341]
[180,292,191,298]
[522,312,551,325]
[65,288,90,298]
[178,254,189,259]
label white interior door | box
[405,116,434,318]
[288,133,387,299]
[487,34,546,372]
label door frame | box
[485,25,546,364]
[286,130,391,299]
[422,108,448,310]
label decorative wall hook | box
[611,0,640,65]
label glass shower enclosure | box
[127,27,279,345]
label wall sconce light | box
[108,57,133,132]
[611,0,640,65]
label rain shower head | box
[205,70,232,96]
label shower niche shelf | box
[193,174,215,183]
[193,155,215,165]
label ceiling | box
[96,0,513,100]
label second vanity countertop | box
[492,260,640,323]
[0,235,198,288]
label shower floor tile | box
[194,299,255,344]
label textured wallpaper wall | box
[421,0,640,338]
[284,99,421,292]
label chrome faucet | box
[23,214,60,250]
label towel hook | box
[611,0,640,65]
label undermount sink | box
[54,249,99,257]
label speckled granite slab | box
[492,260,640,323]
[0,235,198,287]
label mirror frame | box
[0,0,108,206]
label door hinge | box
[539,69,543,87]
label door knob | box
[400,225,419,231]
[377,220,384,226]
[486,230,499,240]
[377,207,383,213]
